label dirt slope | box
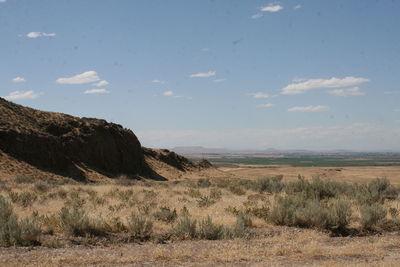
[0,97,212,182]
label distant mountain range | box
[170,146,399,156]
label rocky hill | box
[0,97,211,182]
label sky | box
[1,0,400,151]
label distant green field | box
[207,155,400,167]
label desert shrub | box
[285,176,345,200]
[116,175,135,186]
[14,176,34,184]
[269,195,352,231]
[59,207,106,237]
[8,191,37,207]
[255,176,285,193]
[0,196,41,246]
[389,207,399,220]
[292,200,330,229]
[127,213,153,241]
[172,216,197,240]
[246,204,270,220]
[197,196,216,208]
[18,218,42,246]
[229,184,246,196]
[209,188,222,200]
[353,178,399,205]
[360,203,387,230]
[269,195,303,226]
[197,178,212,188]
[327,199,352,231]
[198,216,225,240]
[186,188,202,198]
[233,212,253,238]
[154,206,177,223]
[33,181,52,193]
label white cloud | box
[151,79,166,84]
[261,4,283,12]
[288,105,330,112]
[200,48,209,52]
[26,32,56,38]
[84,89,109,94]
[257,103,275,108]
[281,76,370,95]
[213,78,226,83]
[3,90,39,100]
[12,77,26,83]
[0,0,7,3]
[394,109,400,112]
[294,4,302,9]
[251,13,263,19]
[190,71,216,78]
[56,71,100,85]
[94,80,109,87]
[163,90,174,96]
[329,87,366,97]
[248,92,270,99]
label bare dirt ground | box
[1,230,400,266]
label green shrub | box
[285,176,345,200]
[59,207,106,237]
[198,216,224,240]
[229,184,246,196]
[14,176,34,184]
[172,216,197,240]
[360,203,387,230]
[269,195,303,226]
[154,207,177,223]
[209,188,222,200]
[233,212,252,238]
[8,191,38,207]
[255,176,285,193]
[0,196,41,247]
[197,196,216,208]
[197,178,212,188]
[127,213,153,241]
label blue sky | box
[1,0,400,150]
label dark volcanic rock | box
[0,97,149,180]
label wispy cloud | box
[190,71,216,78]
[94,80,109,87]
[329,87,366,97]
[294,4,302,9]
[248,92,271,99]
[151,79,166,84]
[163,90,174,96]
[288,105,330,112]
[0,0,7,3]
[12,77,26,83]
[26,32,56,38]
[84,89,109,94]
[3,90,39,100]
[200,48,209,52]
[56,71,100,85]
[394,108,400,112]
[251,13,263,19]
[257,103,274,108]
[260,4,283,12]
[281,76,370,95]
[213,78,226,83]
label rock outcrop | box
[0,98,150,180]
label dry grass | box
[1,169,400,266]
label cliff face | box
[0,97,149,180]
